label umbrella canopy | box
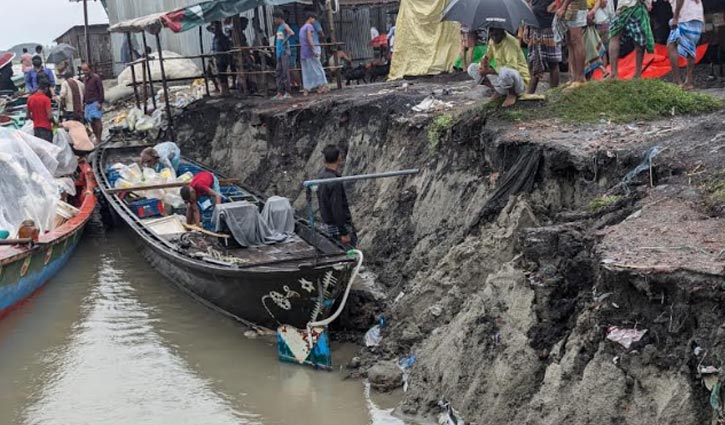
[0,52,15,69]
[46,43,77,64]
[442,0,539,34]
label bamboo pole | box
[155,33,175,143]
[107,178,241,194]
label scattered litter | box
[398,355,416,392]
[612,303,620,309]
[613,356,620,365]
[710,381,721,411]
[437,400,465,425]
[620,145,664,194]
[411,96,454,112]
[243,330,257,339]
[394,291,405,304]
[594,292,612,303]
[606,326,647,349]
[429,305,443,317]
[694,346,704,356]
[364,316,387,347]
[703,375,719,391]
[700,366,721,375]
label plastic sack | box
[52,129,78,177]
[20,121,33,135]
[0,128,60,236]
[126,108,144,131]
[55,177,77,196]
[119,163,142,184]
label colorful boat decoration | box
[0,161,97,318]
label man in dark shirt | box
[317,145,356,247]
[81,62,104,144]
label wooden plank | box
[107,178,241,194]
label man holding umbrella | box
[469,28,530,107]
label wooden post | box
[155,33,175,143]
[126,33,141,110]
[83,0,91,64]
[198,26,211,97]
[142,32,157,110]
[232,16,248,95]
[141,57,148,114]
[325,0,342,90]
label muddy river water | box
[0,220,405,425]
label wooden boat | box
[94,145,357,330]
[0,160,97,318]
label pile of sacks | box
[109,162,192,209]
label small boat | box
[94,145,357,330]
[0,160,97,318]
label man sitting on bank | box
[467,27,530,107]
[180,171,223,226]
[317,145,357,247]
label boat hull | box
[0,231,83,317]
[0,161,96,319]
[139,237,352,329]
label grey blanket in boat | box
[212,199,293,247]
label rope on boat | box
[205,246,249,265]
[305,249,363,348]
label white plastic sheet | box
[52,129,78,177]
[0,128,60,236]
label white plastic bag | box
[16,130,62,177]
[52,129,78,177]
[0,128,60,235]
[127,108,144,131]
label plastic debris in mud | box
[606,326,647,349]
[398,355,416,392]
[365,316,387,348]
[620,145,663,194]
[411,96,454,113]
[437,400,465,425]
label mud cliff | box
[175,90,725,425]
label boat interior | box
[100,147,345,267]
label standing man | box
[273,10,294,100]
[58,70,85,122]
[300,12,329,95]
[666,0,704,90]
[26,81,55,142]
[556,0,588,86]
[469,28,530,107]
[25,56,56,94]
[608,0,655,79]
[525,0,562,93]
[81,62,104,144]
[208,21,233,94]
[317,145,357,247]
[20,48,33,76]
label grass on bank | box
[493,79,722,123]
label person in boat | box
[0,61,18,94]
[180,171,223,226]
[317,145,357,247]
[26,80,56,142]
[140,142,181,173]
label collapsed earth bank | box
[175,94,725,425]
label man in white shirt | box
[57,71,85,122]
[666,0,704,89]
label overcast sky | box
[3,0,109,50]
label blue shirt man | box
[25,57,55,93]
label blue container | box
[177,163,203,176]
[128,198,164,218]
[107,167,122,187]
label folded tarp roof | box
[109,0,300,34]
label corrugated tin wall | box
[105,0,272,76]
[333,4,397,64]
[57,28,114,78]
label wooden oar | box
[107,178,241,194]
[182,223,230,239]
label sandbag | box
[117,51,200,88]
[0,128,60,236]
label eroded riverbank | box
[172,82,724,425]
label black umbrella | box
[442,0,539,34]
[46,43,77,65]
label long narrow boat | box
[0,160,97,318]
[94,145,356,330]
